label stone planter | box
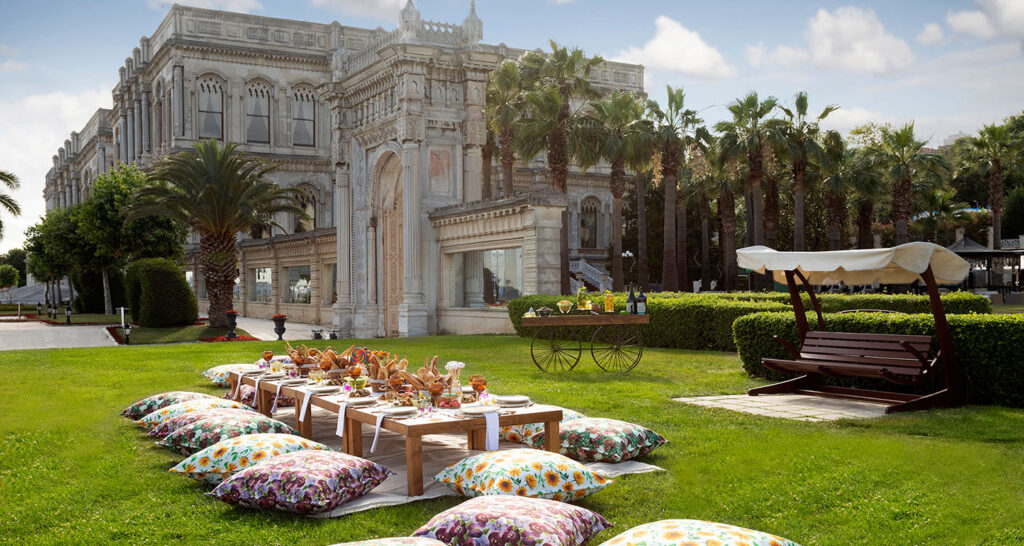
[225,311,239,340]
[272,317,287,341]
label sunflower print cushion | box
[499,407,586,444]
[149,408,255,439]
[203,364,259,387]
[121,391,217,420]
[527,417,667,463]
[159,413,297,456]
[136,399,251,430]
[599,519,800,546]
[412,495,611,546]
[330,539,445,546]
[223,384,296,409]
[208,450,392,514]
[170,433,330,484]
[434,448,611,501]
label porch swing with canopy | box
[736,242,971,414]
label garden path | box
[0,321,116,351]
[233,316,322,342]
[674,394,889,421]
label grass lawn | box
[1,336,1022,545]
[44,313,125,325]
[993,304,1024,314]
[111,325,252,345]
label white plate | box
[308,385,340,394]
[239,369,265,375]
[382,406,418,417]
[461,405,500,416]
[280,378,307,385]
[461,385,475,394]
[347,396,377,406]
[494,395,530,407]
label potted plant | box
[272,313,288,341]
[225,310,239,340]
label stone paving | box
[0,321,117,351]
[673,394,890,421]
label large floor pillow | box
[149,408,255,439]
[224,384,295,409]
[203,364,259,387]
[599,520,800,546]
[412,496,611,546]
[528,418,666,463]
[170,433,330,484]
[208,450,392,514]
[500,407,586,444]
[434,448,611,501]
[122,391,217,420]
[159,413,297,456]
[136,399,251,430]
[330,539,444,546]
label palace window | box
[483,248,522,304]
[295,188,316,233]
[293,87,315,147]
[184,270,194,293]
[197,77,224,140]
[249,267,272,303]
[246,82,271,144]
[285,265,311,304]
[580,197,601,249]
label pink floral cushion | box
[170,433,330,485]
[599,519,799,546]
[527,418,666,463]
[158,413,297,456]
[412,496,611,546]
[223,384,295,409]
[148,408,254,439]
[121,391,216,420]
[208,450,392,514]
[135,399,250,430]
[331,540,444,546]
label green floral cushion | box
[500,407,586,444]
[149,408,254,439]
[159,413,297,456]
[203,364,258,387]
[434,448,611,501]
[121,391,216,420]
[136,399,250,430]
[330,539,444,546]
[527,417,667,463]
[599,519,800,546]
[170,433,330,484]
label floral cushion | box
[148,408,254,439]
[169,433,330,484]
[500,407,586,444]
[412,495,611,546]
[203,364,259,387]
[208,450,392,514]
[159,413,297,456]
[434,448,611,501]
[136,399,250,430]
[527,418,666,463]
[599,520,799,546]
[330,539,445,546]
[121,391,216,420]
[223,384,295,409]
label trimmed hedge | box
[71,269,126,313]
[508,291,991,352]
[733,311,1024,407]
[125,258,198,328]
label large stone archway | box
[373,151,404,336]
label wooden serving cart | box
[520,314,650,373]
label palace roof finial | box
[462,0,483,45]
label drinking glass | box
[309,368,324,384]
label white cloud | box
[145,0,262,13]
[820,106,893,135]
[946,9,997,39]
[805,6,914,74]
[745,43,809,69]
[917,22,944,45]
[612,15,736,80]
[552,0,574,3]
[0,44,15,56]
[310,0,405,19]
[0,88,110,252]
[0,60,29,74]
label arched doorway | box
[374,151,403,336]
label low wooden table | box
[521,314,650,372]
[228,372,563,496]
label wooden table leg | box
[468,429,485,451]
[406,435,424,497]
[257,388,272,418]
[228,376,239,401]
[544,420,560,453]
[293,399,313,439]
[346,418,363,457]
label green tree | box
[24,208,80,305]
[0,264,18,290]
[958,123,1022,248]
[690,137,743,289]
[0,248,27,287]
[74,164,188,314]
[916,189,968,242]
[0,169,22,242]
[485,61,525,197]
[1003,186,1024,239]
[128,140,305,328]
[777,91,837,250]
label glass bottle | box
[626,284,636,315]
[637,286,647,315]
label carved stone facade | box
[43,1,644,336]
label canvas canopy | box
[736,242,970,285]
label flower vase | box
[225,311,239,340]
[272,317,287,341]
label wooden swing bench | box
[737,244,969,414]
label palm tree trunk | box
[744,187,754,247]
[699,195,711,287]
[749,150,765,246]
[720,190,737,290]
[827,193,846,251]
[101,267,113,315]
[499,127,515,197]
[200,232,238,328]
[793,165,806,251]
[661,173,678,291]
[636,174,649,291]
[481,131,495,200]
[892,175,912,245]
[676,197,687,291]
[610,161,625,291]
[763,175,779,249]
[857,201,874,249]
[991,165,1003,249]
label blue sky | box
[1,0,1023,251]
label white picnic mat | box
[265,405,663,518]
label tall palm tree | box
[716,92,785,248]
[0,170,22,242]
[958,123,1022,248]
[648,86,707,291]
[778,92,837,250]
[866,123,950,245]
[575,91,649,290]
[692,137,740,289]
[127,140,306,328]
[485,61,525,197]
[916,189,968,242]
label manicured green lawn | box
[1,336,1022,544]
[113,325,252,345]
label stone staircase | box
[1,280,71,305]
[570,259,612,292]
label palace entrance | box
[375,152,403,336]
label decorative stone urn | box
[225,310,239,340]
[272,314,287,341]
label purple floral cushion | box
[412,496,611,546]
[121,391,216,420]
[158,413,297,456]
[331,539,445,546]
[527,418,667,463]
[223,384,295,409]
[208,450,392,514]
[148,408,254,439]
[598,519,800,546]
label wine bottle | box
[626,284,636,315]
[637,286,647,315]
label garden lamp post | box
[36,302,41,315]
[124,324,132,345]
[65,304,71,324]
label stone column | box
[126,106,135,161]
[332,167,352,335]
[463,250,485,307]
[172,64,184,138]
[141,89,151,155]
[366,224,377,305]
[97,144,107,174]
[399,140,428,335]
[60,188,67,209]
[119,110,128,163]
[71,176,80,205]
[133,98,142,160]
[463,146,482,202]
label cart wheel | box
[531,326,581,372]
[590,324,643,372]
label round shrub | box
[126,258,198,327]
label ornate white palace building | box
[43,1,644,337]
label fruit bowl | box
[557,300,573,314]
[538,306,553,317]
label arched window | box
[295,187,316,233]
[197,77,224,140]
[580,197,601,249]
[293,86,315,147]
[246,81,271,144]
